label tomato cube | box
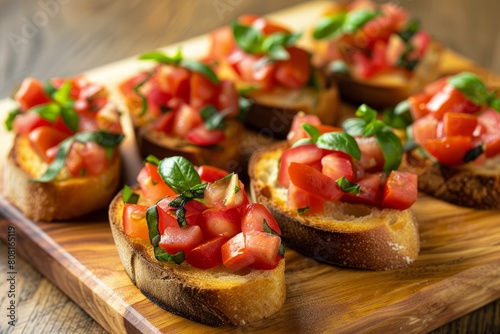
[28,126,69,162]
[185,236,229,269]
[159,225,204,255]
[204,173,246,209]
[288,162,343,202]
[424,136,472,165]
[443,112,477,137]
[287,114,321,143]
[342,173,382,207]
[199,207,241,238]
[381,171,418,210]
[197,165,229,183]
[122,204,149,240]
[137,162,176,201]
[245,230,281,270]
[241,203,281,235]
[322,151,356,182]
[15,78,51,111]
[221,233,255,271]
[278,144,323,187]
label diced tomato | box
[278,144,323,187]
[287,182,309,210]
[65,142,85,176]
[443,112,477,137]
[206,26,236,60]
[287,114,322,143]
[186,124,225,146]
[245,230,281,270]
[221,233,255,271]
[306,193,325,214]
[251,17,290,36]
[241,203,281,235]
[159,225,204,255]
[275,47,311,89]
[199,207,241,238]
[78,115,98,133]
[321,151,356,182]
[146,86,172,118]
[151,111,176,132]
[185,236,229,269]
[171,104,203,137]
[79,141,109,176]
[371,41,388,71]
[409,31,430,59]
[408,93,432,120]
[53,115,75,135]
[381,171,417,210]
[426,84,479,119]
[351,51,375,79]
[95,105,123,134]
[232,50,276,91]
[119,72,148,99]
[288,162,344,202]
[204,173,246,209]
[424,136,472,165]
[12,112,52,136]
[27,126,69,162]
[316,125,344,135]
[164,66,190,103]
[411,114,438,146]
[356,136,385,172]
[190,72,219,109]
[122,204,149,240]
[424,77,448,96]
[342,173,382,206]
[14,78,51,111]
[238,14,260,26]
[156,201,179,234]
[50,77,81,99]
[217,80,239,117]
[137,162,176,201]
[482,133,500,158]
[478,108,500,134]
[197,165,229,183]
[385,34,406,66]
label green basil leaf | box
[306,68,321,91]
[329,59,349,74]
[43,80,57,97]
[342,10,381,34]
[363,119,385,137]
[302,123,321,141]
[236,96,252,121]
[267,46,289,61]
[298,207,309,215]
[237,85,258,95]
[343,118,366,136]
[180,59,220,84]
[382,100,413,129]
[291,138,315,148]
[32,103,61,122]
[278,243,285,257]
[53,81,72,105]
[263,219,279,236]
[490,96,500,113]
[316,132,361,160]
[146,205,185,264]
[158,156,201,194]
[133,70,155,117]
[139,50,183,65]
[261,31,302,60]
[145,155,160,166]
[200,105,227,130]
[398,19,420,42]
[232,22,264,54]
[448,72,490,105]
[122,185,140,204]
[74,131,124,148]
[335,176,360,194]
[355,104,378,123]
[60,106,79,132]
[376,129,403,174]
[4,109,21,131]
[313,13,346,40]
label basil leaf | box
[146,205,185,264]
[139,50,183,66]
[398,19,420,42]
[302,123,321,141]
[200,105,227,130]
[355,104,378,123]
[237,96,252,121]
[180,59,220,84]
[490,96,500,113]
[122,185,140,204]
[382,100,413,129]
[232,22,264,55]
[291,138,315,147]
[266,46,289,61]
[335,176,360,194]
[376,129,403,174]
[261,32,302,61]
[60,105,79,132]
[145,155,160,166]
[313,13,346,40]
[343,10,380,34]
[158,156,201,193]
[278,243,285,257]
[263,219,279,236]
[363,119,385,137]
[448,72,490,105]
[298,207,309,215]
[4,109,21,131]
[32,103,61,122]
[43,80,57,97]
[74,131,124,147]
[133,70,156,116]
[343,118,366,136]
[53,81,72,105]
[316,132,361,161]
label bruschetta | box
[119,50,245,171]
[109,156,286,326]
[3,76,124,221]
[249,109,420,270]
[311,0,441,107]
[206,14,340,137]
[400,72,500,209]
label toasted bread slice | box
[403,151,500,210]
[3,136,121,221]
[108,191,286,326]
[319,41,442,108]
[249,142,420,271]
[243,73,340,137]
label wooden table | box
[0,1,499,333]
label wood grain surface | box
[0,1,499,333]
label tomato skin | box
[287,182,309,210]
[186,124,225,146]
[278,144,324,187]
[426,84,479,119]
[12,112,52,136]
[197,165,229,183]
[185,236,229,269]
[221,232,255,271]
[342,173,382,207]
[15,78,51,111]
[171,104,203,137]
[159,225,204,255]
[245,230,281,270]
[241,203,281,235]
[207,26,236,60]
[408,92,431,120]
[321,151,356,182]
[443,112,477,137]
[288,162,344,202]
[424,136,472,165]
[199,208,241,238]
[137,163,176,201]
[274,47,311,89]
[287,114,322,143]
[381,171,417,210]
[122,204,150,240]
[27,126,69,162]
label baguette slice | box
[249,142,420,271]
[3,136,121,221]
[403,151,500,210]
[108,191,286,326]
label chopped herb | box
[133,70,156,117]
[4,109,21,131]
[146,205,185,263]
[122,185,140,204]
[335,176,360,194]
[316,132,361,161]
[145,155,161,166]
[158,156,202,194]
[312,9,381,40]
[298,207,310,215]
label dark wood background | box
[0,1,499,333]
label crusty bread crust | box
[3,136,121,221]
[244,74,340,137]
[403,151,500,210]
[319,41,442,108]
[249,141,420,271]
[108,191,286,326]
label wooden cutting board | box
[0,2,499,333]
